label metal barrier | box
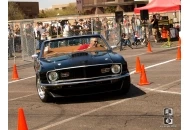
[20,20,36,61]
[8,14,147,67]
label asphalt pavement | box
[8,40,180,130]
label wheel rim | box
[37,78,45,99]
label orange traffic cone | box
[135,56,142,74]
[147,42,152,53]
[176,46,181,60]
[12,64,19,80]
[18,108,28,130]
[138,64,150,86]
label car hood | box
[40,52,115,70]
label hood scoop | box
[71,52,89,58]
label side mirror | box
[110,45,117,49]
[32,54,38,59]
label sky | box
[8,0,76,9]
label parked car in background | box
[32,34,131,103]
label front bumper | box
[40,73,130,89]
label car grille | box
[56,64,121,81]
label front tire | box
[119,77,131,95]
[36,76,52,103]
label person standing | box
[123,16,130,35]
[14,25,21,52]
[148,15,153,36]
[131,14,135,31]
[34,23,40,50]
[151,15,159,43]
[93,17,102,35]
[8,24,13,58]
[63,21,71,37]
[102,18,109,40]
[135,16,142,38]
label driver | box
[77,38,98,51]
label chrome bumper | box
[41,73,130,87]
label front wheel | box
[36,76,52,103]
[119,77,131,95]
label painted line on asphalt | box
[124,53,146,58]
[36,58,178,130]
[8,94,36,101]
[9,91,36,93]
[142,87,181,95]
[36,98,131,130]
[166,46,179,49]
[144,59,176,70]
[8,76,35,84]
[8,58,177,102]
[129,59,176,75]
[138,79,181,95]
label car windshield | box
[41,36,110,59]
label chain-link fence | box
[8,20,36,63]
[8,15,144,62]
[8,15,132,67]
[20,20,36,61]
[8,12,180,68]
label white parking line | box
[8,58,177,102]
[36,98,130,130]
[144,88,181,95]
[8,94,36,101]
[144,59,177,70]
[124,53,146,58]
[138,79,181,95]
[8,76,35,84]
[140,79,181,91]
[9,91,36,93]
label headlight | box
[48,71,58,81]
[111,64,121,74]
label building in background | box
[8,1,39,19]
[52,2,76,10]
[77,0,149,14]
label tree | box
[8,2,25,20]
[38,10,48,18]
[104,6,116,13]
[38,3,78,18]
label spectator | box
[102,19,109,40]
[51,26,58,38]
[8,24,13,58]
[34,23,41,50]
[25,24,34,56]
[63,21,71,37]
[124,16,130,35]
[148,15,153,36]
[86,19,92,34]
[39,24,46,47]
[131,14,136,31]
[135,16,142,38]
[120,33,133,51]
[93,17,102,34]
[14,24,21,52]
[151,14,159,43]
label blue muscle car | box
[32,34,131,102]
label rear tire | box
[36,76,53,103]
